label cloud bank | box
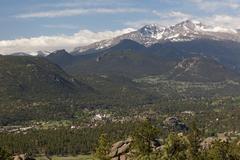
[0,28,135,55]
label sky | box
[1,0,240,54]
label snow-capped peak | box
[138,24,165,39]
[176,20,237,34]
[158,20,240,42]
[191,20,201,25]
[171,20,205,31]
[177,20,203,26]
[72,20,240,54]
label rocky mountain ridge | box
[72,20,240,55]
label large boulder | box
[109,137,162,160]
[112,141,125,151]
[163,116,188,131]
[109,147,118,158]
[14,156,21,160]
[201,137,216,149]
[120,154,127,160]
[13,154,35,160]
[109,138,132,160]
[117,143,131,155]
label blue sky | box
[0,0,240,54]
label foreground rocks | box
[13,154,35,160]
[201,132,236,149]
[109,138,132,160]
[109,137,162,160]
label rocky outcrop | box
[201,137,216,149]
[201,133,231,149]
[13,154,35,160]
[109,137,162,160]
[163,116,188,131]
[109,138,132,160]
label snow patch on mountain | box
[70,20,240,55]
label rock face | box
[163,117,188,131]
[201,132,231,149]
[109,138,132,160]
[13,154,36,160]
[109,137,162,160]
[201,137,216,149]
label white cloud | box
[43,24,78,29]
[152,10,192,20]
[37,0,130,8]
[199,14,240,29]
[15,8,146,18]
[0,28,136,55]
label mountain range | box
[4,20,240,86]
[71,20,240,55]
[12,20,240,73]
[42,20,240,100]
[2,20,240,98]
[7,20,240,57]
[2,20,240,123]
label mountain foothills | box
[0,55,98,124]
[0,55,92,100]
[4,20,240,159]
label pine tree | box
[0,147,11,160]
[206,140,240,160]
[95,134,110,160]
[162,133,188,160]
[131,120,160,158]
[186,122,202,160]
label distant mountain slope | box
[47,49,74,67]
[167,56,240,82]
[50,39,240,83]
[148,39,240,70]
[0,55,92,101]
[65,40,177,77]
